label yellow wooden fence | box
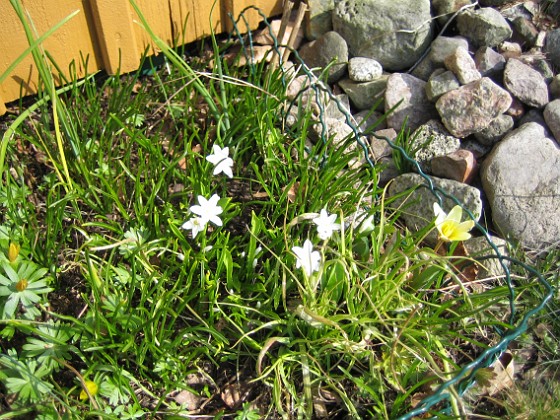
[0,0,282,115]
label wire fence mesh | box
[227,5,554,418]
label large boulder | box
[333,0,433,71]
[480,123,560,250]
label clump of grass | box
[0,2,555,419]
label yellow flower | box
[433,202,475,242]
[79,380,99,400]
[8,242,20,263]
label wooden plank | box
[88,0,140,74]
[168,0,222,46]
[0,0,101,107]
[131,0,173,55]
[224,0,283,34]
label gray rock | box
[474,114,514,146]
[457,7,513,47]
[324,94,351,122]
[410,119,461,173]
[511,16,539,47]
[333,0,433,71]
[311,117,355,148]
[474,46,506,80]
[436,77,513,138]
[338,76,388,111]
[444,47,481,85]
[544,99,560,142]
[526,58,554,84]
[503,58,549,108]
[385,73,438,131]
[430,36,470,65]
[550,75,560,99]
[348,57,383,82]
[481,123,560,250]
[498,41,522,59]
[432,0,476,25]
[479,0,510,5]
[518,109,549,136]
[410,37,469,82]
[370,128,400,184]
[410,55,442,81]
[463,235,510,281]
[462,138,494,158]
[544,28,560,68]
[388,172,482,245]
[304,0,334,40]
[426,70,461,102]
[353,110,387,132]
[299,31,348,84]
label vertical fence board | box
[224,0,282,33]
[89,0,140,74]
[168,0,222,47]
[130,0,173,55]
[0,0,100,105]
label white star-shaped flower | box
[292,239,321,277]
[190,194,223,227]
[206,145,234,178]
[312,208,341,240]
[181,216,206,237]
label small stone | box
[431,149,477,184]
[385,73,438,132]
[432,0,475,25]
[430,36,470,65]
[544,99,560,142]
[299,31,348,84]
[518,109,551,137]
[550,75,560,99]
[474,114,514,145]
[544,28,560,68]
[353,110,386,133]
[463,235,510,281]
[338,76,388,111]
[304,0,335,40]
[371,128,400,185]
[410,119,461,173]
[457,7,513,48]
[474,46,506,80]
[498,41,522,59]
[505,96,525,120]
[426,70,461,102]
[436,77,512,138]
[348,57,383,82]
[511,16,539,47]
[503,58,549,108]
[444,47,481,85]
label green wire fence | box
[229,6,555,419]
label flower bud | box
[8,242,20,263]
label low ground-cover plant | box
[0,3,556,419]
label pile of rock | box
[256,0,560,253]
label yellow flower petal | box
[433,203,474,243]
[79,380,98,400]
